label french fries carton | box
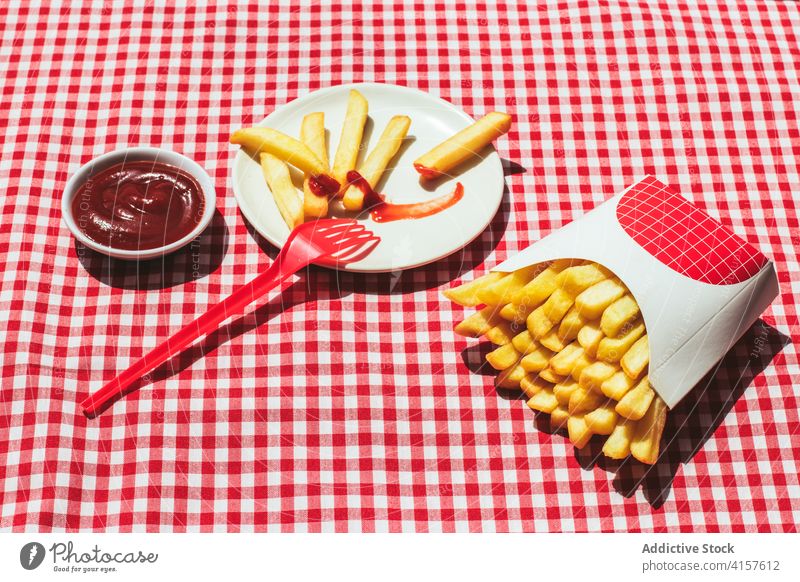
[493,176,778,408]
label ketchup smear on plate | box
[345,170,463,223]
[72,160,205,251]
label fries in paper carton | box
[446,176,778,464]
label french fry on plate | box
[343,115,411,211]
[230,127,329,177]
[331,89,369,194]
[259,153,303,229]
[300,112,330,219]
[413,111,512,180]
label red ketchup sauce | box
[413,163,442,181]
[345,170,464,223]
[307,173,340,198]
[71,160,205,251]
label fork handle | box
[80,249,310,416]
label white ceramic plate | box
[231,83,505,272]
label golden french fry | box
[413,111,512,180]
[231,127,329,176]
[520,344,555,372]
[500,301,533,323]
[539,328,568,352]
[300,112,330,219]
[630,395,667,464]
[478,265,541,305]
[527,305,554,339]
[511,330,536,354]
[541,288,574,326]
[484,321,516,345]
[443,272,505,307]
[596,319,646,362]
[567,415,593,449]
[549,342,584,376]
[601,294,640,337]
[621,335,650,379]
[510,261,568,306]
[553,378,580,407]
[496,364,526,389]
[331,89,369,192]
[486,343,521,370]
[558,307,588,342]
[579,360,619,391]
[569,352,594,382]
[343,115,411,210]
[602,420,635,459]
[600,370,638,400]
[615,376,655,420]
[585,404,618,435]
[538,367,565,384]
[259,153,303,229]
[574,278,627,319]
[520,374,551,398]
[528,290,574,342]
[558,263,611,295]
[550,406,570,431]
[527,387,559,413]
[568,385,606,415]
[454,305,498,337]
[577,322,604,358]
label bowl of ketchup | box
[62,147,216,260]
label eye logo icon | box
[20,542,46,570]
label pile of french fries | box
[445,260,667,464]
[231,89,410,228]
[230,89,512,229]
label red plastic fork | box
[80,219,379,416]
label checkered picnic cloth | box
[1,0,798,533]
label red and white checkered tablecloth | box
[1,0,798,533]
